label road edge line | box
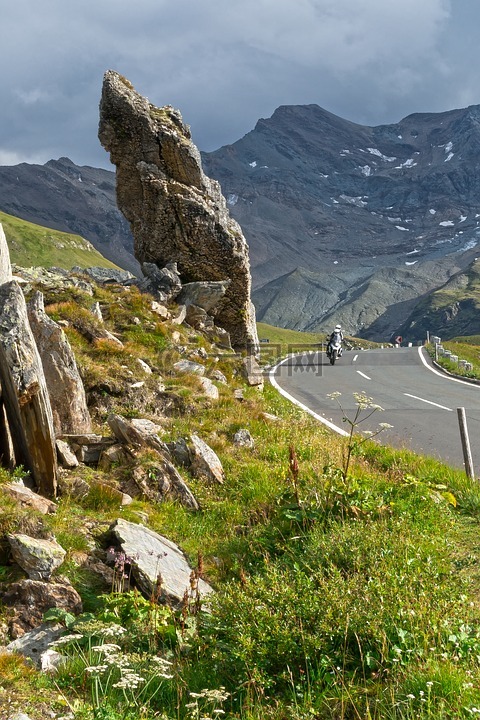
[269,355,349,437]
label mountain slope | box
[0,157,139,274]
[1,210,120,270]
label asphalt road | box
[271,346,480,472]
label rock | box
[1,482,57,514]
[198,377,219,400]
[137,358,152,374]
[0,281,57,497]
[259,411,281,422]
[27,291,92,436]
[0,222,12,283]
[129,457,199,511]
[7,534,66,581]
[166,437,191,467]
[234,389,245,401]
[55,439,79,468]
[5,622,65,666]
[189,434,224,484]
[107,518,213,603]
[61,433,116,464]
[98,70,258,352]
[209,369,227,384]
[173,359,205,376]
[177,280,230,312]
[90,301,104,322]
[98,443,132,472]
[0,579,82,637]
[242,355,264,388]
[107,414,170,456]
[139,261,182,302]
[80,266,136,284]
[151,301,170,319]
[40,647,66,673]
[233,429,255,448]
[171,304,187,325]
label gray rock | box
[98,70,258,352]
[7,534,66,581]
[209,369,228,384]
[2,482,57,514]
[81,266,136,284]
[107,414,169,456]
[108,518,213,603]
[198,376,219,400]
[0,281,57,497]
[0,579,82,637]
[242,355,264,388]
[233,429,255,448]
[173,359,205,376]
[90,301,104,322]
[177,280,230,312]
[55,439,79,468]
[5,623,64,667]
[151,301,170,319]
[28,291,92,436]
[190,434,225,484]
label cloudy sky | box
[1,0,478,169]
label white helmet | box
[334,324,341,331]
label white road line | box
[269,357,349,437]
[353,354,358,362]
[404,392,452,411]
[417,346,480,388]
[357,370,371,380]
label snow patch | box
[359,165,371,176]
[405,261,418,265]
[395,226,410,232]
[406,249,420,255]
[459,215,467,223]
[249,160,257,168]
[444,152,454,162]
[429,208,436,215]
[395,158,417,169]
[340,195,367,208]
[227,194,238,206]
[367,147,396,162]
[444,141,453,152]
[439,221,454,227]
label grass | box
[0,209,120,270]
[427,338,480,381]
[2,278,480,719]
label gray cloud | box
[0,0,478,169]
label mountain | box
[2,104,480,341]
[0,156,139,275]
[201,104,480,340]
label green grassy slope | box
[0,210,120,270]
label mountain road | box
[270,346,480,473]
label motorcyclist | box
[327,324,344,358]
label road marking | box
[269,357,349,437]
[418,346,480,388]
[357,370,371,380]
[404,392,452,411]
[353,354,358,362]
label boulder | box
[98,70,258,352]
[7,534,66,581]
[0,579,82,637]
[5,623,65,665]
[108,518,213,603]
[177,280,230,312]
[233,429,255,449]
[0,281,57,497]
[27,291,92,435]
[1,483,57,515]
[189,434,224,484]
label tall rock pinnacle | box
[98,70,258,352]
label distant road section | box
[271,347,480,473]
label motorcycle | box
[326,332,343,365]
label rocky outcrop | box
[98,70,258,352]
[0,280,57,497]
[27,291,92,435]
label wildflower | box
[406,694,415,700]
[327,391,342,399]
[52,633,83,646]
[378,422,393,429]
